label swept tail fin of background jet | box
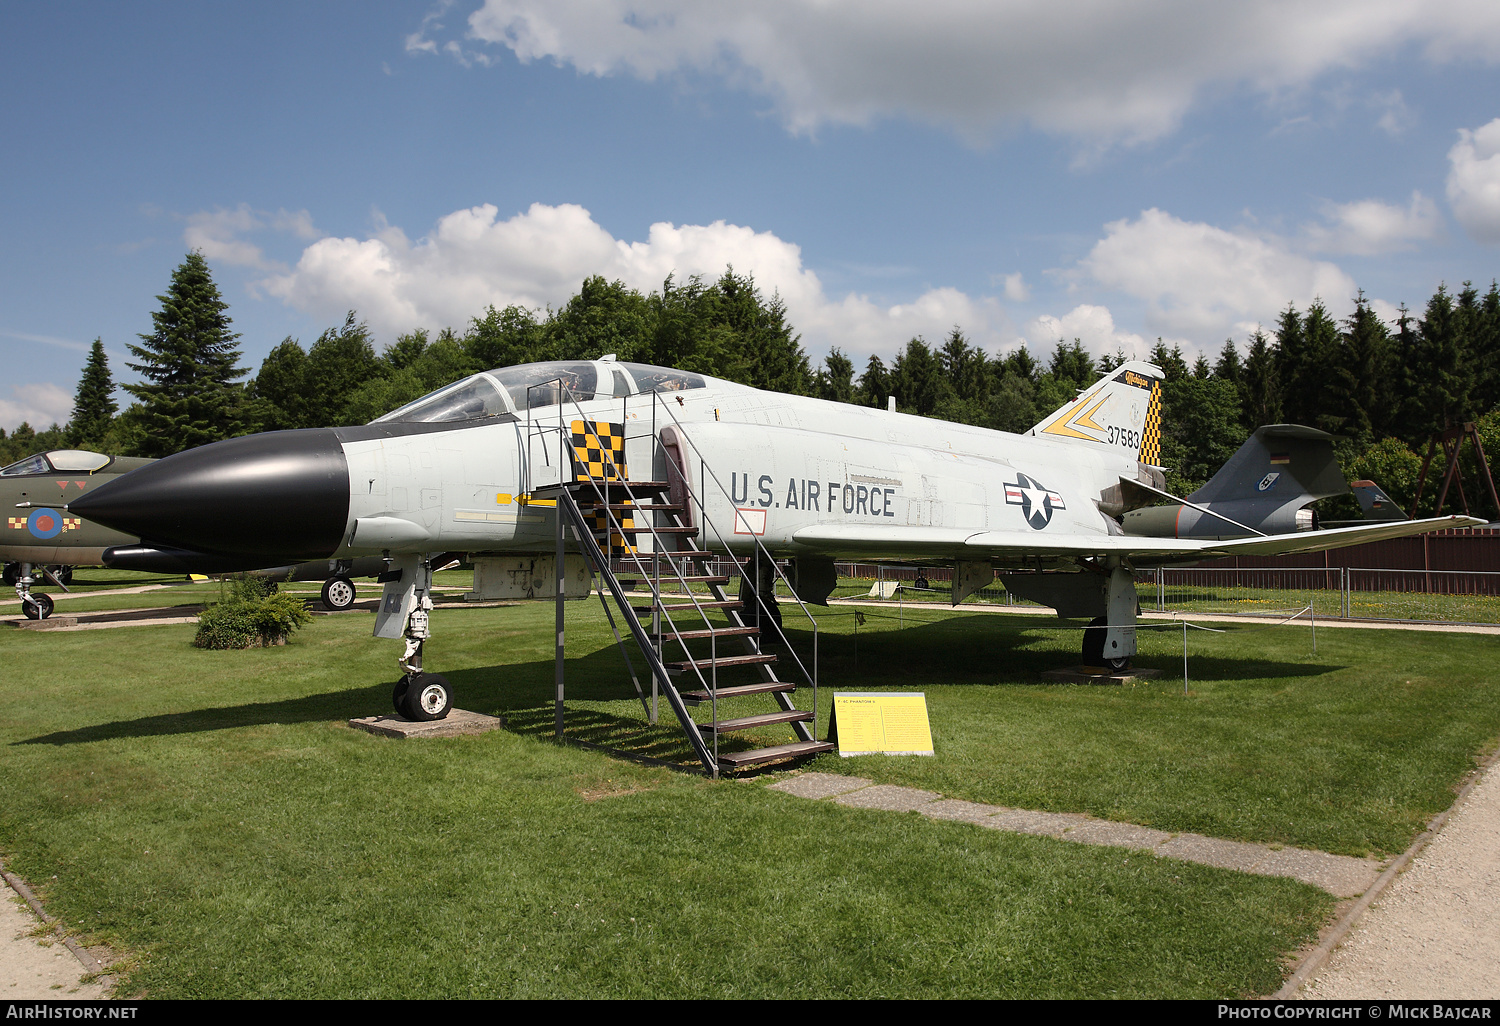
[1028,360,1165,466]
[1122,423,1350,538]
[1351,479,1408,522]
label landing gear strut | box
[738,550,783,637]
[391,560,451,720]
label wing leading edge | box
[790,515,1483,566]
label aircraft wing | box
[790,515,1483,566]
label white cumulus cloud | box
[1079,208,1357,339]
[443,0,1500,144]
[183,204,320,271]
[1304,191,1443,255]
[260,202,1015,359]
[1023,304,1149,359]
[0,382,73,434]
[1447,117,1500,243]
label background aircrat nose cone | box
[69,429,351,561]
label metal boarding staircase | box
[530,385,833,777]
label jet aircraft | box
[4,448,389,618]
[70,356,1478,744]
[1121,424,1349,539]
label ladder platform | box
[666,653,777,672]
[698,710,812,734]
[716,740,836,769]
[680,681,793,703]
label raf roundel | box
[27,507,63,539]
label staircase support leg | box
[555,497,566,740]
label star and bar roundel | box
[1005,473,1066,530]
[6,508,81,539]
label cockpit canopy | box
[373,360,710,425]
[0,449,113,477]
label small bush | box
[194,591,312,650]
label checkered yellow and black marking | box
[570,419,628,482]
[571,420,638,552]
[1139,381,1163,466]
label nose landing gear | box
[11,562,57,620]
[389,561,453,721]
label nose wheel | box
[393,672,452,721]
[22,592,54,620]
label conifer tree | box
[67,338,117,449]
[815,348,856,404]
[125,252,248,456]
[1242,329,1280,428]
[1326,292,1390,446]
[1410,284,1471,438]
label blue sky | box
[4,1,1500,430]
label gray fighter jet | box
[70,357,1477,764]
[1121,424,1350,539]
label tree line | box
[4,251,1497,519]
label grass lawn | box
[4,589,1495,997]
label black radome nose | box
[70,429,351,561]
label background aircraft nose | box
[70,429,351,560]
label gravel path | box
[1302,761,1500,998]
[1,888,109,999]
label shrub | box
[194,591,312,649]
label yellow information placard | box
[829,692,934,757]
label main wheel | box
[1080,616,1130,672]
[22,593,54,620]
[914,575,930,590]
[321,576,356,611]
[2,564,18,587]
[53,566,73,585]
[404,673,452,721]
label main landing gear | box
[390,559,452,721]
[1079,565,1139,673]
[321,575,356,611]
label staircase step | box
[616,578,728,590]
[578,502,685,513]
[666,653,777,672]
[667,549,716,560]
[634,599,742,613]
[698,710,812,734]
[569,480,670,495]
[717,740,836,768]
[591,525,698,538]
[679,680,793,703]
[662,625,758,641]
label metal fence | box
[620,558,1500,626]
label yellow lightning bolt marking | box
[1042,388,1110,441]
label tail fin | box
[1029,360,1164,466]
[1351,479,1408,522]
[1188,424,1347,506]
